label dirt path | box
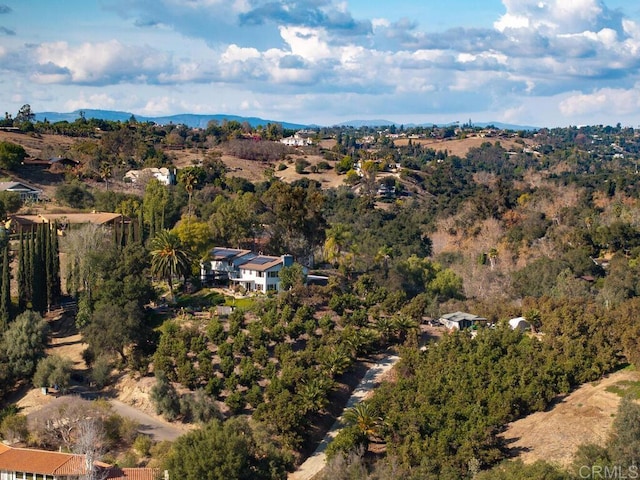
[109,399,189,442]
[288,354,400,480]
[501,368,640,468]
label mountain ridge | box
[34,109,538,131]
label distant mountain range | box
[34,109,539,131]
[34,109,309,130]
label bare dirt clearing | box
[394,135,532,157]
[501,368,640,468]
[14,311,188,441]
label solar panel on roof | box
[214,248,241,257]
[250,257,275,265]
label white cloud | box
[221,45,261,62]
[279,26,332,61]
[559,85,640,116]
[33,40,171,85]
[64,93,117,111]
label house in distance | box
[438,311,488,330]
[200,247,296,293]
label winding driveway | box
[109,399,188,442]
[288,354,400,480]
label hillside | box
[0,130,529,195]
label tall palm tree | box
[150,230,192,302]
[181,169,198,217]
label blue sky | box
[2,0,640,127]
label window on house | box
[268,271,278,278]
[267,284,277,291]
[256,271,264,277]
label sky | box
[2,0,640,127]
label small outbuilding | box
[508,316,531,332]
[438,311,487,330]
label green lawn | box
[605,379,640,399]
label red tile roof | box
[108,467,161,480]
[0,444,160,479]
[0,447,87,476]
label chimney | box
[282,254,293,267]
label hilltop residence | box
[200,247,296,292]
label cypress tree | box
[119,216,125,246]
[45,223,54,309]
[0,245,10,332]
[127,220,135,246]
[17,231,26,311]
[138,208,145,244]
[51,224,61,298]
[31,223,47,313]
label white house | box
[123,167,176,185]
[0,182,42,201]
[280,133,313,147]
[200,247,295,292]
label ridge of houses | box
[200,247,297,292]
[0,443,161,480]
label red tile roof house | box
[0,443,162,480]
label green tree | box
[32,355,73,391]
[278,263,306,291]
[164,417,291,479]
[15,104,35,123]
[143,179,169,239]
[1,310,49,379]
[180,168,199,217]
[608,396,640,468]
[0,141,27,170]
[82,301,145,364]
[0,245,10,331]
[172,215,211,257]
[150,230,192,302]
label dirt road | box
[109,399,189,442]
[288,354,400,480]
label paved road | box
[109,399,188,442]
[288,354,400,480]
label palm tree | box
[150,230,192,302]
[343,402,379,440]
[181,170,198,217]
[99,162,112,191]
[392,314,419,343]
[321,347,353,377]
[298,376,335,414]
[323,223,352,267]
[374,316,394,346]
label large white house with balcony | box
[200,247,295,292]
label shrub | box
[133,434,153,457]
[90,356,112,388]
[150,372,181,421]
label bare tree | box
[74,418,108,480]
[29,397,110,450]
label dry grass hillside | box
[0,131,528,194]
